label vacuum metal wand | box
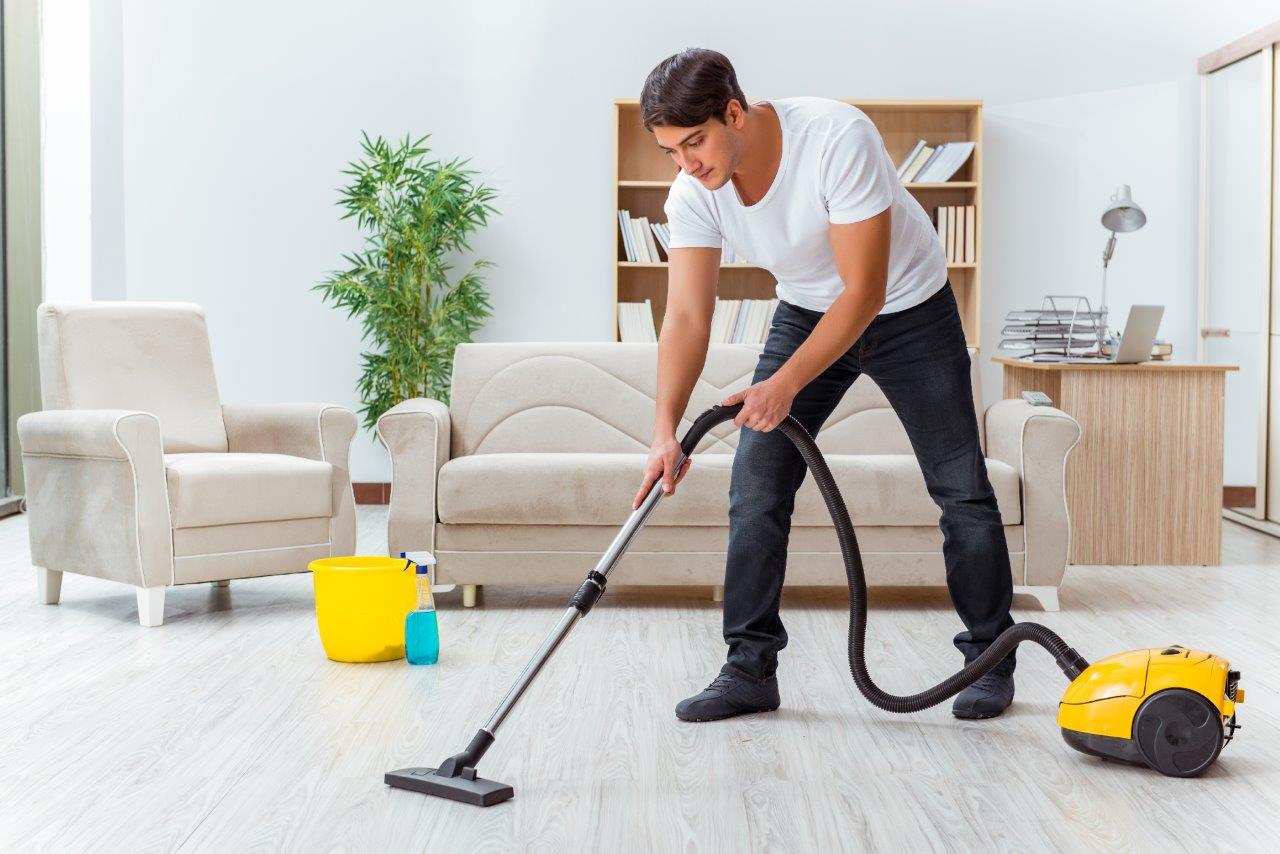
[484,469,674,734]
[384,462,679,805]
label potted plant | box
[316,132,499,428]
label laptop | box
[1027,305,1165,364]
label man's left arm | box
[770,210,890,395]
[721,208,891,430]
[722,116,897,431]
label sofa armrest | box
[985,400,1082,588]
[376,398,450,557]
[222,403,358,556]
[17,410,173,587]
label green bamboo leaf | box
[316,130,500,426]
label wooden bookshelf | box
[613,99,984,347]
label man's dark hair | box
[640,48,747,132]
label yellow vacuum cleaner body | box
[1057,645,1242,777]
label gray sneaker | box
[951,669,1016,719]
[675,664,781,722]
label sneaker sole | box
[675,704,780,723]
[951,707,1007,720]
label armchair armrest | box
[222,403,357,556]
[376,398,450,558]
[222,403,356,460]
[985,400,1081,588]
[17,410,173,587]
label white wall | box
[50,0,1280,480]
[41,0,92,302]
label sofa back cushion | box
[448,342,984,457]
[37,302,229,453]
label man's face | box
[652,101,745,190]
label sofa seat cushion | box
[436,453,1020,527]
[164,452,333,528]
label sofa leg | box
[462,584,477,608]
[137,587,166,627]
[712,585,724,603]
[214,579,230,588]
[1014,585,1059,612]
[37,567,63,605]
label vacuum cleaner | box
[385,403,1243,805]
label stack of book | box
[896,140,975,183]
[617,209,749,266]
[617,300,658,342]
[711,298,778,345]
[1103,339,1174,360]
[617,210,668,262]
[935,205,976,263]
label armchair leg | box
[136,587,166,627]
[462,584,478,608]
[37,567,63,605]
[1013,585,1060,612]
[213,579,230,588]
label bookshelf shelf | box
[614,98,984,346]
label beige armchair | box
[17,302,357,626]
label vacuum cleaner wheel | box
[1133,688,1224,778]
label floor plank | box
[0,508,1275,852]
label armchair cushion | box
[436,452,1021,527]
[164,452,333,528]
[37,302,228,453]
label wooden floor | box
[1,508,1277,852]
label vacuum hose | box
[680,403,1090,714]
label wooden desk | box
[994,357,1238,565]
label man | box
[632,48,1017,722]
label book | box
[631,218,651,262]
[896,139,926,178]
[900,145,936,182]
[964,205,975,263]
[947,206,957,262]
[915,142,975,183]
[618,210,635,262]
[707,298,776,344]
[650,221,670,255]
[639,216,662,262]
[618,300,657,342]
[618,210,676,263]
[911,146,945,182]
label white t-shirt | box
[663,96,947,314]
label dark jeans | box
[722,280,1016,681]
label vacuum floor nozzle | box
[384,767,514,806]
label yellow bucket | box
[309,556,417,662]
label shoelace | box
[706,672,739,693]
[969,671,1010,691]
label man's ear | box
[723,99,746,128]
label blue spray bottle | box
[403,556,439,665]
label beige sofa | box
[378,342,1080,611]
[18,302,357,626]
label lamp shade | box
[1101,184,1147,233]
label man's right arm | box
[633,246,720,508]
[653,246,720,436]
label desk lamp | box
[1099,184,1147,344]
